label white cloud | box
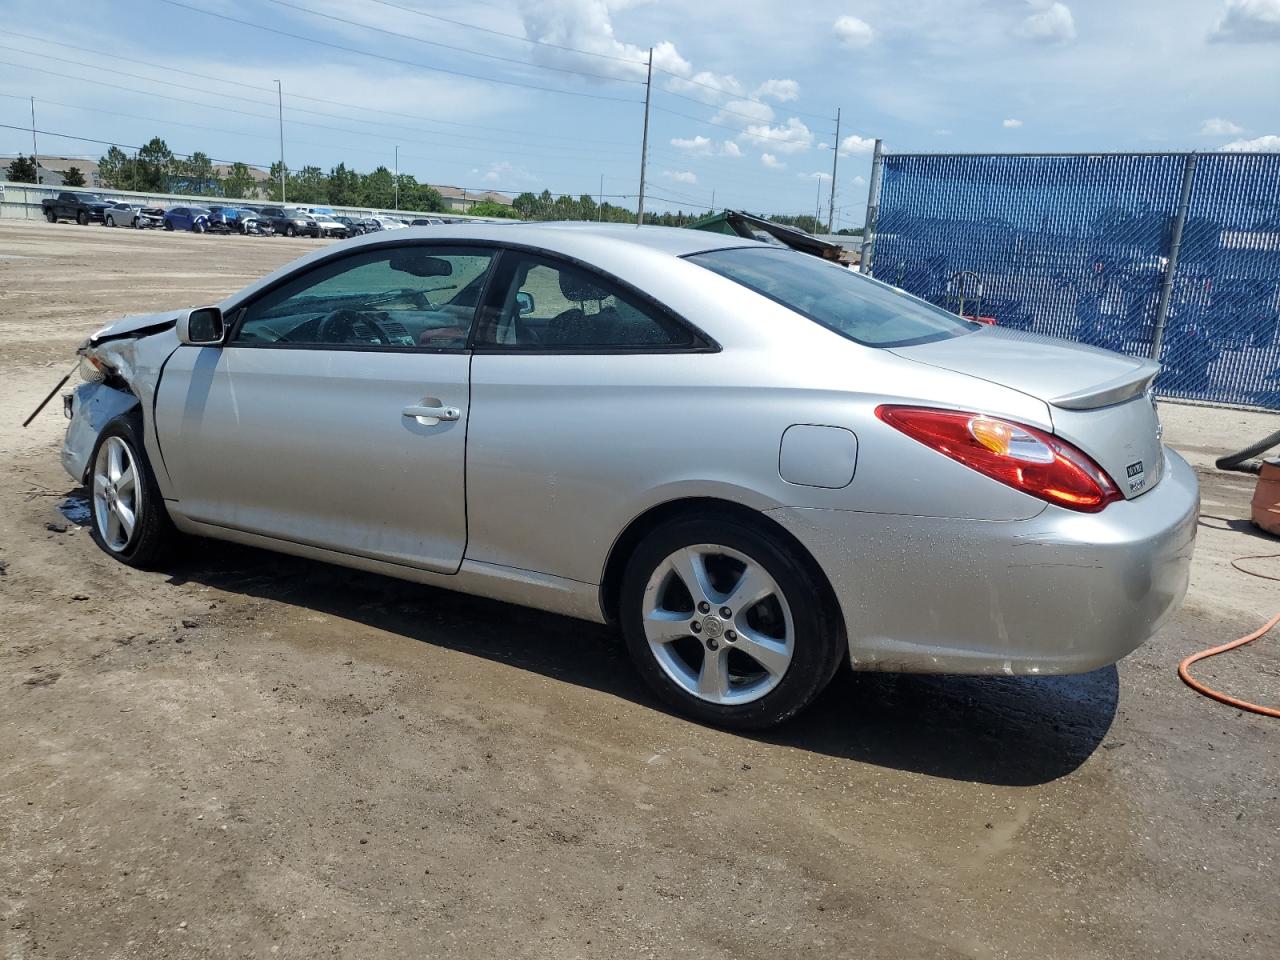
[753,78,800,102]
[1201,117,1244,135]
[833,15,874,49]
[1014,1,1077,44]
[1210,0,1280,42]
[720,140,743,158]
[663,169,698,184]
[671,135,714,154]
[1003,118,1024,128]
[712,98,775,125]
[517,0,690,80]
[761,153,785,169]
[838,134,876,156]
[473,160,536,185]
[852,175,867,187]
[741,117,813,154]
[1223,134,1280,151]
[798,171,832,181]
[665,70,744,100]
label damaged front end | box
[61,312,180,486]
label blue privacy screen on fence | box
[869,152,1280,409]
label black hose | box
[1215,428,1280,474]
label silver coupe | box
[61,223,1198,728]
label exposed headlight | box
[79,354,106,383]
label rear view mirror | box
[516,291,535,315]
[389,249,453,277]
[177,306,225,345]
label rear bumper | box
[767,447,1199,675]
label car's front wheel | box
[76,211,89,225]
[45,209,57,223]
[105,215,115,227]
[620,515,845,729]
[88,418,178,569]
[285,224,296,237]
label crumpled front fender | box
[61,382,140,485]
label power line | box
[0,29,634,146]
[363,0,648,66]
[258,0,643,86]
[154,0,643,104]
[651,104,830,148]
[0,52,635,160]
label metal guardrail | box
[864,151,1280,410]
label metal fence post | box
[1150,152,1198,360]
[860,139,884,275]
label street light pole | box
[394,145,399,211]
[30,97,40,184]
[275,80,286,203]
[827,107,841,232]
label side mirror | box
[177,306,225,345]
[516,291,535,315]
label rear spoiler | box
[1051,359,1160,410]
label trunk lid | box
[891,327,1165,500]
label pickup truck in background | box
[41,192,112,225]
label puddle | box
[59,496,92,526]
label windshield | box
[687,246,976,348]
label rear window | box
[687,246,976,347]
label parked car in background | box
[41,192,111,225]
[255,206,313,237]
[103,202,165,229]
[369,216,408,231]
[60,223,1196,730]
[304,214,348,239]
[411,217,446,226]
[206,206,252,234]
[332,215,369,236]
[163,207,213,233]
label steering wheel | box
[315,308,394,345]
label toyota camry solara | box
[62,222,1198,728]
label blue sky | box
[2,0,1278,227]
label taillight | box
[875,405,1121,512]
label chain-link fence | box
[863,151,1280,410]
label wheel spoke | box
[106,509,123,545]
[698,647,729,700]
[93,472,110,496]
[643,609,692,646]
[669,546,716,605]
[724,563,774,612]
[115,463,136,497]
[107,440,123,482]
[734,627,791,678]
[114,501,136,538]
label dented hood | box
[87,310,179,346]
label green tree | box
[136,137,174,191]
[289,165,328,204]
[6,154,37,183]
[62,166,86,187]
[97,146,135,189]
[173,151,217,195]
[512,191,538,219]
[327,162,361,205]
[266,162,287,202]
[467,199,518,219]
[400,179,445,212]
[222,162,257,200]
[361,166,395,208]
[577,193,598,222]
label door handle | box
[402,404,460,424]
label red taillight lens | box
[875,405,1121,513]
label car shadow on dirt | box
[152,534,1119,788]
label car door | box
[154,242,499,573]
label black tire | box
[619,514,845,730]
[285,224,296,237]
[77,211,89,225]
[86,416,179,569]
[164,220,174,231]
[105,215,114,227]
[193,221,205,234]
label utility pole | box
[711,188,715,212]
[637,46,653,225]
[827,107,841,232]
[30,98,40,184]
[394,145,400,211]
[813,177,822,232]
[599,173,604,221]
[860,138,884,275]
[275,80,286,203]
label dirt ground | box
[1,218,1278,960]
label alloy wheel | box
[641,544,794,705]
[92,436,141,552]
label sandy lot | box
[1,218,1278,960]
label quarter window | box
[232,245,497,349]
[477,254,693,349]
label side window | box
[478,254,694,349]
[232,245,496,349]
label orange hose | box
[1178,612,1280,719]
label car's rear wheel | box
[76,211,89,225]
[88,418,178,569]
[620,515,844,729]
